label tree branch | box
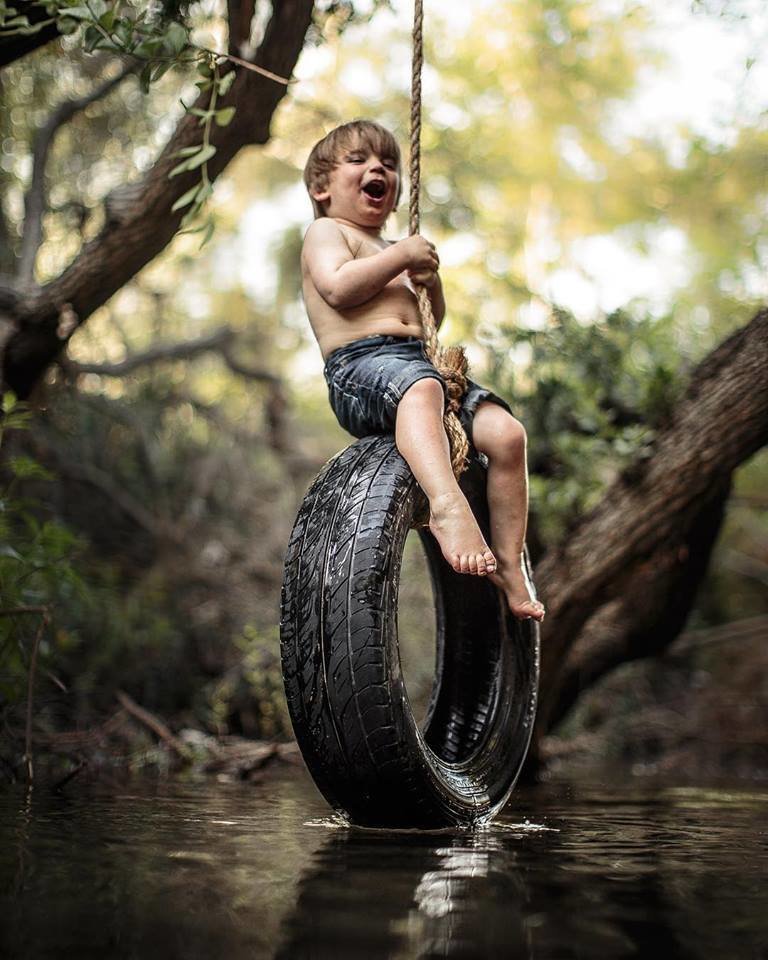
[66,326,235,377]
[226,0,257,58]
[530,309,768,760]
[115,689,191,761]
[1,0,315,399]
[18,59,139,286]
[220,345,281,384]
[545,481,729,734]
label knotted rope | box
[409,0,470,477]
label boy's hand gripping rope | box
[409,0,470,477]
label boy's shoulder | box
[302,217,351,253]
[304,217,345,240]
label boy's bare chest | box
[336,224,388,260]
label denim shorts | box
[323,335,512,444]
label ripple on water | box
[1,775,766,960]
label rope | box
[409,0,470,477]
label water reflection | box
[1,773,766,959]
[276,830,532,958]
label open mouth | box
[362,180,386,200]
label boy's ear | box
[311,187,331,203]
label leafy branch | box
[0,1,292,247]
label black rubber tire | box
[280,435,540,829]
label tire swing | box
[280,1,540,829]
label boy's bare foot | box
[429,492,497,576]
[488,558,545,622]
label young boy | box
[301,120,545,622]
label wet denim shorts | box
[323,335,512,443]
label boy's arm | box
[303,219,437,310]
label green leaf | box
[60,6,95,21]
[2,391,16,413]
[214,106,235,127]
[178,220,206,236]
[9,456,53,481]
[169,157,193,178]
[173,144,204,158]
[55,16,79,34]
[152,61,173,83]
[198,218,215,250]
[114,18,133,46]
[164,20,187,55]
[218,70,236,95]
[134,36,163,58]
[83,23,103,52]
[139,62,153,94]
[98,8,115,31]
[185,144,216,170]
[171,184,202,212]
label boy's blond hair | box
[303,119,402,219]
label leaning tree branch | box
[544,481,729,734]
[1,0,314,399]
[18,58,139,286]
[226,0,257,57]
[220,346,282,385]
[66,325,235,376]
[531,308,768,751]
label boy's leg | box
[395,377,496,576]
[471,401,545,621]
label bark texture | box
[530,308,768,758]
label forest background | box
[0,0,766,784]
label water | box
[1,769,767,958]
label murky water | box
[1,769,767,958]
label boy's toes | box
[468,554,478,575]
[477,554,487,576]
[459,554,470,574]
[511,598,546,622]
[483,550,497,573]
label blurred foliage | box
[485,307,685,544]
[0,394,83,711]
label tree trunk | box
[0,0,314,399]
[528,308,768,768]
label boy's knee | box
[474,405,527,460]
[400,376,445,406]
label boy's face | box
[312,136,400,229]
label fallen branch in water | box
[115,690,192,762]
